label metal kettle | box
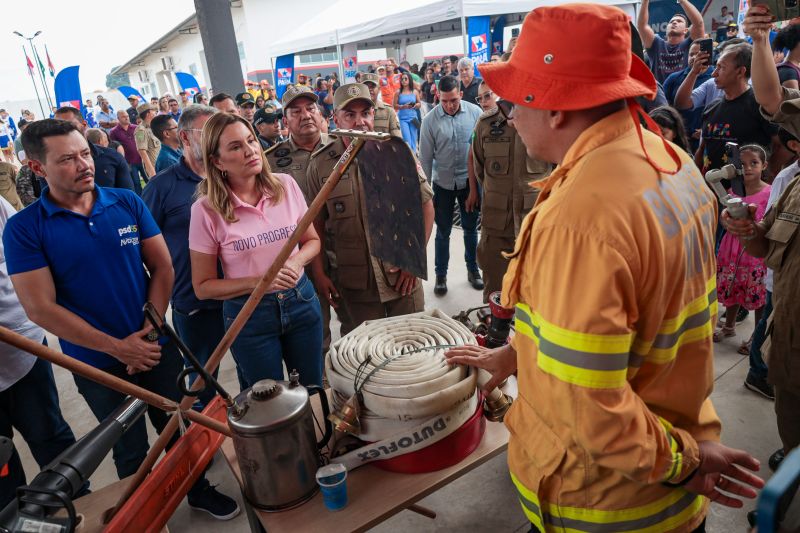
[227,371,332,511]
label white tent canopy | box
[265,0,639,59]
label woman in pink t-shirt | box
[189,113,323,389]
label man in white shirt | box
[0,196,77,508]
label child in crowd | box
[715,144,771,353]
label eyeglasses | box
[475,92,494,103]
[497,99,515,121]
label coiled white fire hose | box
[326,309,494,470]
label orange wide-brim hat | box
[479,3,657,111]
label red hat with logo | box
[478,3,657,111]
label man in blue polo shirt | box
[143,104,221,408]
[54,106,134,191]
[3,119,239,521]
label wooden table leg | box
[407,504,436,519]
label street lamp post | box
[14,31,54,114]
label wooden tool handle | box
[0,326,232,438]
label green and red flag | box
[46,45,55,77]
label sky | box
[0,0,195,103]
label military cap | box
[136,103,156,116]
[235,92,255,106]
[282,84,319,108]
[361,73,381,86]
[333,83,374,111]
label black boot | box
[434,275,447,295]
[467,270,484,290]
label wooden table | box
[220,381,514,533]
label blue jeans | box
[72,343,185,479]
[0,356,77,508]
[223,275,323,390]
[172,306,226,409]
[748,290,773,381]
[129,163,145,195]
[433,182,479,277]
[399,118,418,152]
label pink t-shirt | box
[189,173,307,281]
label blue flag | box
[275,54,295,100]
[491,15,506,55]
[467,16,491,75]
[117,85,145,102]
[175,72,201,97]
[54,66,83,115]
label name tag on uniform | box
[778,212,800,224]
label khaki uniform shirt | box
[472,108,552,237]
[265,133,330,201]
[134,124,161,167]
[759,87,800,391]
[373,102,402,138]
[0,163,23,212]
[306,136,433,303]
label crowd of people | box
[0,2,798,531]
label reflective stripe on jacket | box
[501,108,721,533]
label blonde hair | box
[197,112,284,223]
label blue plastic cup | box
[316,463,348,511]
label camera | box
[724,142,745,196]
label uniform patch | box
[490,128,504,136]
[276,157,292,168]
[275,148,290,157]
[777,212,800,224]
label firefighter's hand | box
[445,343,517,391]
[684,441,764,508]
[465,188,480,213]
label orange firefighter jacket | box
[501,108,721,533]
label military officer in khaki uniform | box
[361,73,402,138]
[265,85,331,198]
[0,161,23,211]
[471,103,552,302]
[307,83,434,336]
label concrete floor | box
[12,231,781,532]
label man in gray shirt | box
[419,75,483,295]
[0,196,77,508]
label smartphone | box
[511,28,520,38]
[752,0,799,20]
[696,38,713,57]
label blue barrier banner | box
[175,72,201,97]
[467,15,491,75]
[275,54,295,100]
[492,15,506,55]
[117,85,145,102]
[54,66,83,114]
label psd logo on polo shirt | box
[118,224,139,247]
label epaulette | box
[311,138,338,160]
[263,141,285,157]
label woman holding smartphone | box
[189,113,323,389]
[393,72,421,151]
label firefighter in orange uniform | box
[446,5,765,532]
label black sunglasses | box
[497,99,515,121]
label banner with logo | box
[54,66,83,114]
[342,42,358,83]
[645,0,707,37]
[491,15,506,56]
[175,72,202,97]
[275,54,294,100]
[117,85,145,102]
[467,16,491,75]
